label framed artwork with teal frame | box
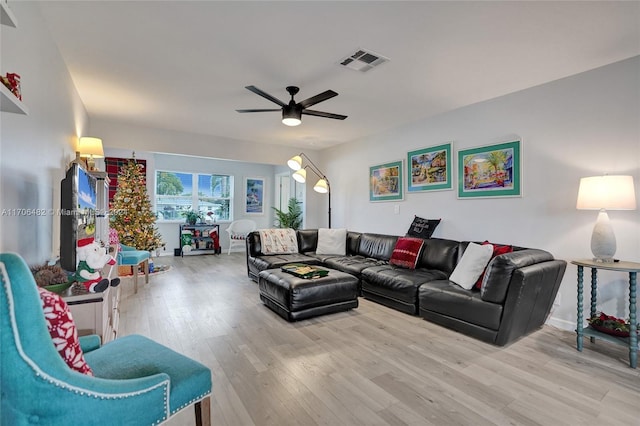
[407,142,453,193]
[369,160,403,202]
[458,140,521,199]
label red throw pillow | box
[390,237,425,269]
[474,241,513,289]
[38,287,94,375]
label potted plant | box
[272,198,303,230]
[182,210,202,225]
[587,312,640,337]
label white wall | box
[320,56,640,331]
[0,2,89,264]
[102,148,279,253]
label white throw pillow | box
[316,228,347,255]
[449,242,494,290]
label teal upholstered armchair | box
[0,253,211,426]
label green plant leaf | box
[272,198,302,230]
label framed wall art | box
[245,177,265,214]
[407,142,452,193]
[369,160,403,202]
[457,140,521,199]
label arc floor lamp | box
[287,153,331,228]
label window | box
[156,171,233,222]
[198,174,232,221]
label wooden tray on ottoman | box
[281,263,329,279]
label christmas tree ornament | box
[110,156,164,251]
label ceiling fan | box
[236,85,347,126]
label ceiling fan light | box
[287,155,303,171]
[282,105,302,126]
[313,179,329,193]
[282,117,301,126]
[292,168,306,183]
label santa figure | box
[74,237,120,293]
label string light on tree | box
[110,153,164,251]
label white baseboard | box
[546,316,575,332]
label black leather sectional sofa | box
[246,229,567,346]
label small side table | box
[572,259,639,368]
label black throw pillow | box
[406,216,441,239]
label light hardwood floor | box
[118,253,640,426]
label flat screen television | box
[60,162,98,271]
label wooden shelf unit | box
[1,2,28,115]
[63,284,121,344]
[179,223,221,256]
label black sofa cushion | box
[297,229,318,253]
[357,233,398,260]
[361,265,448,305]
[418,280,503,330]
[324,255,386,277]
[417,238,460,274]
[251,253,321,271]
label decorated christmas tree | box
[110,155,164,251]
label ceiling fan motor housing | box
[286,86,300,97]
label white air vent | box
[338,48,389,73]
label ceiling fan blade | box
[236,109,281,113]
[302,109,347,120]
[245,86,286,107]
[298,90,338,109]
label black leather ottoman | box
[258,268,359,321]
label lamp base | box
[591,257,616,263]
[590,209,616,263]
[87,156,96,171]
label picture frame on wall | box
[457,140,521,199]
[245,177,265,214]
[407,142,453,193]
[369,160,403,202]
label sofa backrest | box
[417,238,460,274]
[346,231,362,255]
[357,233,398,261]
[297,229,318,253]
[481,248,554,304]
[247,231,262,257]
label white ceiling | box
[37,1,640,150]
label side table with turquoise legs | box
[572,259,639,369]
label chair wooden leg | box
[144,259,149,283]
[194,396,211,426]
[133,265,138,294]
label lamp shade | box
[313,179,329,194]
[292,168,306,183]
[576,175,636,210]
[78,137,104,158]
[282,105,302,126]
[287,155,303,171]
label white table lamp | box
[78,136,104,171]
[576,175,636,262]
